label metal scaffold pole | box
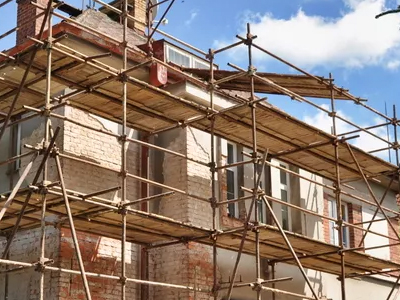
[39,4,53,298]
[54,150,92,300]
[330,73,346,300]
[120,0,129,298]
[208,46,219,300]
[246,23,262,300]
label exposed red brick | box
[323,193,331,244]
[348,203,363,250]
[389,218,400,264]
[16,0,49,45]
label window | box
[279,164,290,230]
[193,58,209,69]
[0,126,12,193]
[227,142,238,218]
[165,44,210,70]
[257,163,267,223]
[0,113,41,194]
[167,46,191,68]
[328,199,349,247]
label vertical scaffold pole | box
[120,0,128,298]
[208,47,218,300]
[246,23,261,300]
[39,4,53,298]
[330,73,346,300]
[386,104,400,299]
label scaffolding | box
[0,0,400,299]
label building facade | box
[0,1,399,300]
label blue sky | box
[1,0,400,160]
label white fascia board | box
[165,81,237,111]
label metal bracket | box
[35,258,54,272]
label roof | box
[183,68,358,100]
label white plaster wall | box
[300,169,324,240]
[322,273,395,300]
[362,208,390,259]
[334,179,398,260]
[270,159,285,226]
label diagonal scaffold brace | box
[1,126,60,259]
[53,144,93,300]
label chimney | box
[16,0,49,45]
[100,0,148,34]
[130,0,146,33]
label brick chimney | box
[131,0,146,33]
[16,0,49,45]
[100,0,148,34]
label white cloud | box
[215,0,400,69]
[185,10,198,26]
[303,104,392,159]
[386,59,400,69]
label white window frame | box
[226,142,239,218]
[279,163,291,231]
[165,44,210,69]
[328,198,350,247]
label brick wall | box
[58,228,138,299]
[389,218,400,264]
[132,0,146,33]
[2,106,142,299]
[348,203,363,249]
[59,107,140,299]
[0,227,60,300]
[149,127,215,300]
[17,0,49,45]
[323,193,331,244]
[62,107,139,204]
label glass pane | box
[0,127,11,193]
[258,200,264,223]
[227,170,235,199]
[227,143,234,164]
[227,169,235,217]
[167,47,190,67]
[193,60,209,69]
[342,230,348,247]
[341,204,348,221]
[279,164,287,185]
[329,200,337,219]
[329,220,337,245]
[281,189,289,230]
[280,189,288,202]
[282,206,289,230]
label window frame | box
[164,44,210,70]
[226,142,239,218]
[328,198,350,247]
[279,163,291,231]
